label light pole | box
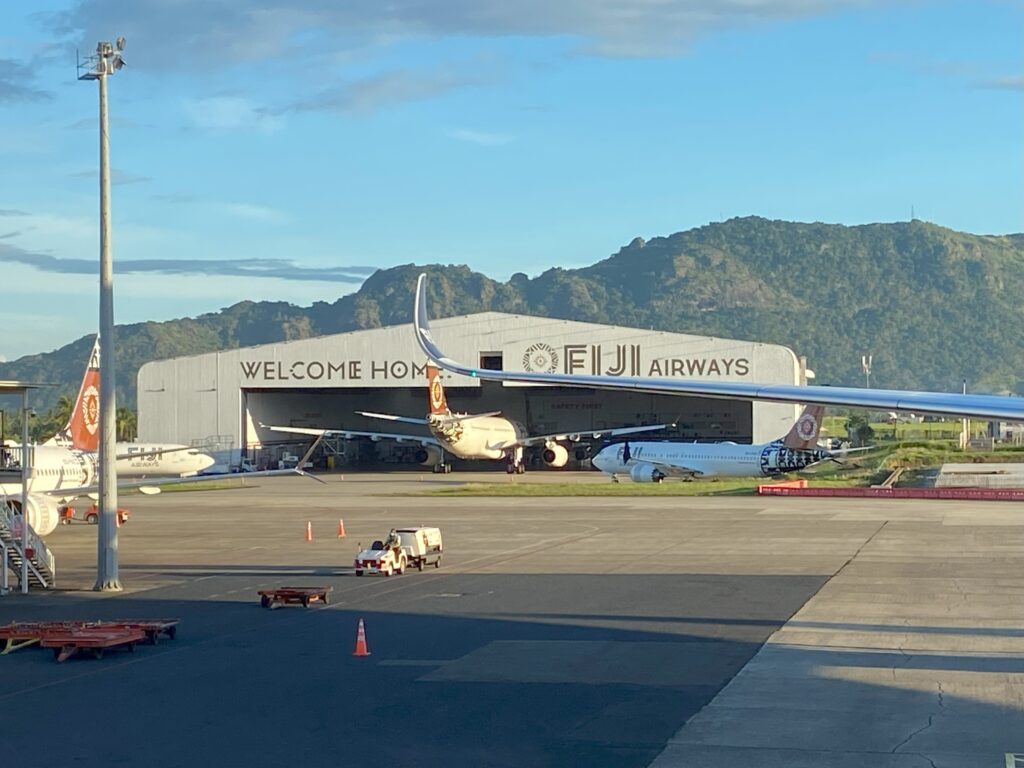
[79,38,126,592]
[861,354,872,389]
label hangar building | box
[138,313,810,471]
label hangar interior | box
[139,311,804,473]
[243,385,754,471]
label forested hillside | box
[3,217,1021,416]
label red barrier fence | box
[757,486,1024,501]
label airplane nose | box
[592,449,608,471]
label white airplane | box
[412,273,1024,422]
[43,338,216,478]
[265,364,672,474]
[2,339,316,538]
[592,405,865,482]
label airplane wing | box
[356,411,430,426]
[414,274,1024,421]
[493,422,674,450]
[262,424,441,447]
[631,457,705,479]
[36,467,320,500]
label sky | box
[1,0,1021,359]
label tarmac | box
[1,471,1023,767]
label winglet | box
[414,273,471,376]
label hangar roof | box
[139,311,802,392]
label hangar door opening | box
[242,386,752,472]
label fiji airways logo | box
[794,411,819,442]
[430,378,445,410]
[522,343,559,373]
[82,385,100,435]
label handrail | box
[0,500,56,585]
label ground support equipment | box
[258,586,332,608]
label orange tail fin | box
[59,337,102,452]
[782,405,825,450]
[427,364,449,415]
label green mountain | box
[3,217,1022,422]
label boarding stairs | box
[0,501,55,590]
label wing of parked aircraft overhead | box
[492,422,675,451]
[413,274,1024,421]
[38,466,320,500]
[262,424,442,447]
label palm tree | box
[116,408,137,442]
[52,395,74,431]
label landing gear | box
[432,462,453,474]
[610,474,619,484]
[505,447,526,475]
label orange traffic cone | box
[337,518,346,538]
[305,521,313,542]
[353,618,371,657]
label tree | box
[116,408,137,442]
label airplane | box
[412,273,1024,422]
[264,364,673,474]
[43,337,216,478]
[592,405,868,482]
[2,340,319,539]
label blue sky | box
[1,0,1021,359]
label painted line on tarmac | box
[0,523,603,700]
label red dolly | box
[258,586,332,608]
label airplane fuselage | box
[0,445,95,498]
[0,443,214,498]
[116,443,215,477]
[426,414,525,460]
[593,440,832,479]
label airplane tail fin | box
[53,337,102,452]
[427,364,450,415]
[782,405,825,450]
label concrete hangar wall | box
[137,312,807,467]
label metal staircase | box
[0,501,55,591]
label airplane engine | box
[414,445,443,467]
[542,444,569,468]
[7,494,62,537]
[629,463,665,484]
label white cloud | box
[222,202,289,223]
[182,96,283,132]
[448,129,515,146]
[976,74,1024,91]
[50,0,889,68]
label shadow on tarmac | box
[1,573,1020,766]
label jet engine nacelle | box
[629,463,665,483]
[542,443,569,468]
[414,445,443,467]
[7,494,62,537]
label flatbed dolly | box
[40,627,148,662]
[0,619,180,655]
[258,586,332,608]
[0,621,101,654]
[104,619,180,644]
